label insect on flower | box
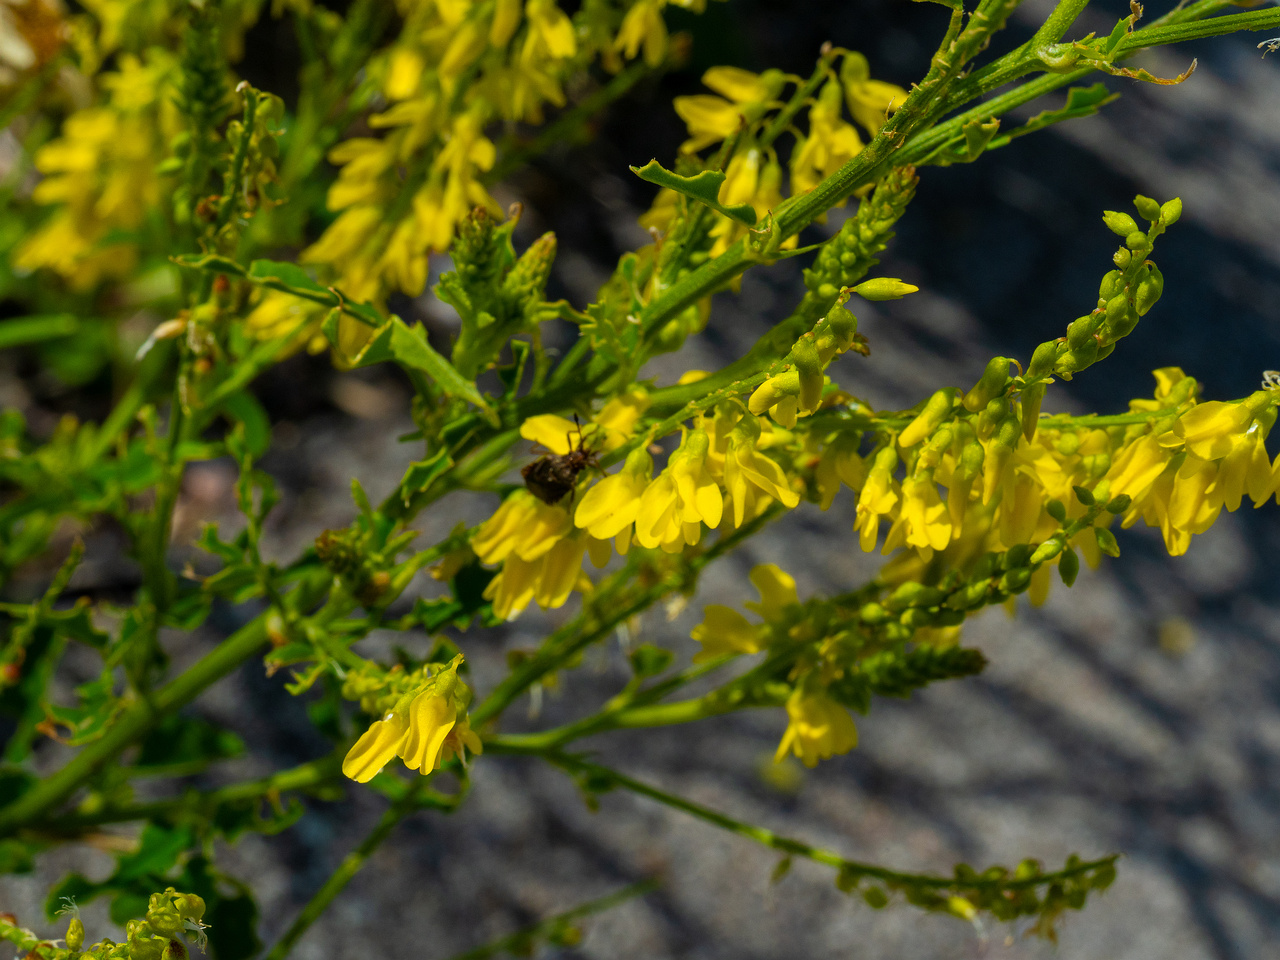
[521,416,600,505]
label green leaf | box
[0,314,78,349]
[133,714,245,772]
[349,316,495,421]
[246,258,327,296]
[114,823,194,882]
[630,159,758,226]
[221,391,271,457]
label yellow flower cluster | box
[16,50,179,288]
[474,397,805,620]
[341,656,482,783]
[691,563,858,767]
[643,53,906,252]
[814,368,1280,595]
[299,0,702,315]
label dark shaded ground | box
[5,0,1280,957]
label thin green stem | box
[263,785,428,960]
[0,570,333,837]
[520,751,1117,894]
[28,754,343,832]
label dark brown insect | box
[522,418,599,505]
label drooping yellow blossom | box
[342,712,411,783]
[16,51,178,288]
[790,78,863,195]
[342,657,479,783]
[575,447,653,551]
[635,429,723,551]
[744,563,798,620]
[890,471,952,554]
[775,687,858,768]
[690,563,796,661]
[839,51,907,135]
[855,446,899,552]
[473,490,571,565]
[691,605,762,662]
[723,415,800,526]
[673,65,784,153]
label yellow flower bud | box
[898,388,954,449]
[851,277,919,301]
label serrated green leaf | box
[631,159,758,226]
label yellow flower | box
[744,563,798,621]
[341,712,410,784]
[1173,392,1272,460]
[691,605,762,662]
[723,417,800,527]
[341,658,477,782]
[898,472,952,552]
[855,446,899,552]
[672,66,783,152]
[574,447,653,548]
[775,687,858,768]
[473,490,571,564]
[614,0,666,66]
[635,430,723,551]
[523,0,576,60]
[399,686,458,774]
[790,79,863,194]
[840,51,907,135]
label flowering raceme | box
[341,657,482,783]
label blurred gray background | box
[5,0,1280,957]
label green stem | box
[0,570,332,837]
[522,751,1117,894]
[263,785,428,960]
[28,754,343,832]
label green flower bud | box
[1134,263,1163,316]
[898,388,954,448]
[1046,498,1067,523]
[1004,544,1034,569]
[1104,293,1130,326]
[977,395,1010,437]
[1056,339,1098,374]
[1133,195,1161,221]
[956,437,985,481]
[1000,567,1032,593]
[791,337,825,412]
[1105,494,1132,514]
[824,303,858,349]
[1094,526,1120,557]
[1058,546,1080,586]
[885,582,944,611]
[1102,210,1140,237]
[174,895,205,922]
[748,370,801,416]
[1160,197,1182,225]
[1026,340,1061,380]
[1021,382,1046,442]
[963,356,1012,413]
[1098,269,1126,302]
[1066,314,1100,351]
[852,277,919,301]
[67,917,85,952]
[1072,484,1095,506]
[859,602,890,624]
[1029,536,1064,565]
[1126,231,1150,253]
[1113,247,1132,269]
